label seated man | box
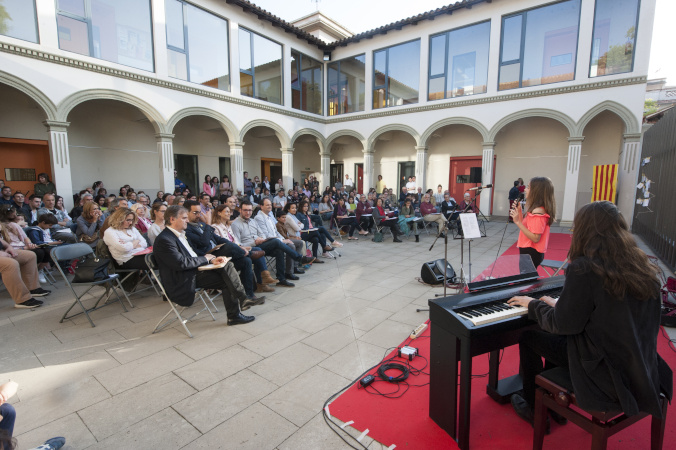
[183,201,264,309]
[37,193,77,243]
[254,198,305,280]
[0,237,50,308]
[152,206,254,325]
[25,194,42,226]
[11,191,31,219]
[272,189,287,211]
[440,192,457,220]
[355,195,373,235]
[231,201,314,288]
[420,194,448,237]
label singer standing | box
[509,177,556,269]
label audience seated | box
[0,208,52,280]
[131,203,152,234]
[0,237,50,308]
[297,200,342,257]
[440,193,457,219]
[147,202,167,245]
[332,198,360,240]
[355,194,373,235]
[37,193,77,243]
[76,202,104,247]
[398,198,421,242]
[33,173,57,198]
[420,193,448,237]
[317,194,333,223]
[372,198,403,243]
[254,198,305,280]
[272,189,287,211]
[275,210,307,275]
[102,208,148,270]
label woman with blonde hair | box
[510,176,556,269]
[130,203,152,234]
[102,207,148,269]
[76,201,104,247]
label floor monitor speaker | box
[421,259,456,285]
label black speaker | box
[421,259,456,284]
[469,167,482,183]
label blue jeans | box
[251,246,266,284]
[0,403,16,440]
[257,239,300,282]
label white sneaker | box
[38,272,47,284]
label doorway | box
[174,154,198,194]
[219,157,231,183]
[330,163,343,188]
[449,156,496,213]
[355,163,363,194]
[0,138,51,196]
[397,161,416,193]
[261,158,282,192]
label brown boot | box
[261,270,278,284]
[256,283,274,293]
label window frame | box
[497,0,582,91]
[372,38,421,110]
[326,53,366,116]
[588,0,641,78]
[1,0,40,43]
[428,20,491,101]
[291,48,323,116]
[239,26,284,105]
[55,0,155,72]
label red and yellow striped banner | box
[592,164,618,203]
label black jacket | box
[152,228,209,307]
[508,186,521,201]
[184,221,245,259]
[529,257,673,416]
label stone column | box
[415,146,428,191]
[155,133,175,195]
[281,147,294,191]
[320,152,331,193]
[560,137,584,226]
[479,142,495,218]
[229,141,245,195]
[617,133,642,226]
[363,149,374,193]
[43,120,74,210]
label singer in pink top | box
[510,177,556,268]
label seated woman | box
[317,194,333,224]
[102,208,148,270]
[507,201,672,426]
[76,202,104,247]
[372,197,403,243]
[147,202,167,245]
[398,198,421,242]
[332,197,359,240]
[0,207,52,280]
[309,194,320,215]
[211,204,276,290]
[346,196,357,212]
[283,202,323,263]
[297,200,342,256]
[131,203,152,234]
[276,209,306,274]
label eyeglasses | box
[190,211,200,215]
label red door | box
[355,163,363,193]
[449,157,482,209]
[0,138,52,196]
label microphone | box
[467,184,493,191]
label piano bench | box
[533,367,668,450]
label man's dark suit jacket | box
[185,221,245,259]
[152,227,209,307]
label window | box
[498,0,581,91]
[0,0,38,43]
[55,0,154,72]
[373,40,420,109]
[590,0,640,77]
[327,54,365,116]
[291,50,323,115]
[239,28,282,105]
[165,0,230,90]
[428,21,490,101]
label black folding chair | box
[145,253,216,338]
[51,243,131,327]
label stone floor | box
[1,220,674,450]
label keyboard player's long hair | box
[568,201,659,301]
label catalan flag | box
[592,164,618,203]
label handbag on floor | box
[372,231,384,243]
[72,255,110,283]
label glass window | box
[590,0,640,77]
[0,0,39,43]
[239,28,282,105]
[291,50,323,115]
[165,0,230,91]
[428,21,490,101]
[327,54,365,116]
[373,40,420,109]
[55,0,154,72]
[499,0,581,91]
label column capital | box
[362,148,375,154]
[415,145,428,152]
[280,147,294,153]
[319,151,331,158]
[155,133,175,141]
[229,141,245,148]
[481,141,496,148]
[623,133,642,143]
[567,136,585,143]
[43,120,70,132]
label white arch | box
[367,124,421,151]
[575,100,640,136]
[239,119,291,149]
[488,109,577,142]
[420,117,490,146]
[57,89,167,133]
[0,70,57,120]
[325,130,367,152]
[167,107,239,142]
[290,128,326,153]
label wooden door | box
[355,163,363,193]
[448,156,497,214]
[0,138,51,196]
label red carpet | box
[330,233,676,449]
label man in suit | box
[183,200,265,309]
[152,205,254,325]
